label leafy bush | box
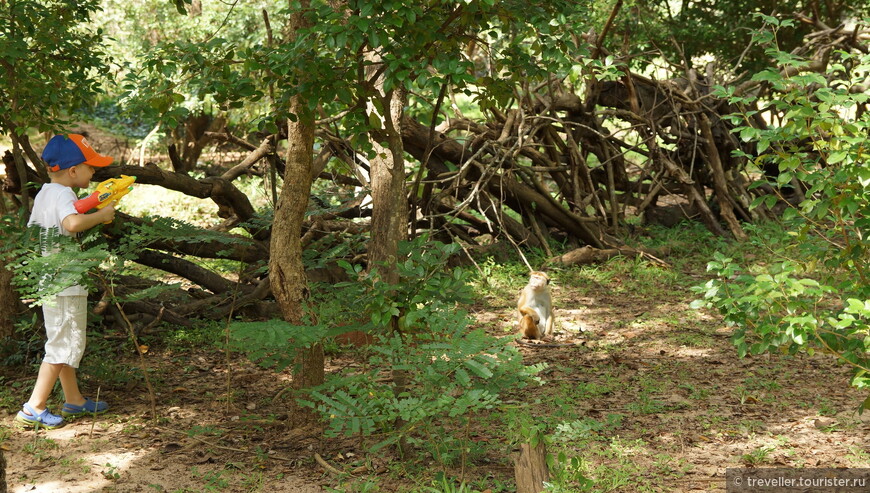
[694,17,870,403]
[231,237,544,454]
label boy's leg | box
[17,360,65,429]
[49,294,109,416]
[59,365,85,407]
[60,363,109,416]
[25,294,90,413]
[17,294,89,427]
[23,362,65,413]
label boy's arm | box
[62,202,116,233]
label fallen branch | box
[157,426,296,462]
[550,245,669,267]
[314,453,347,476]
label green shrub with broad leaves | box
[231,237,544,454]
[693,16,870,404]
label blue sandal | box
[15,403,65,429]
[62,398,109,417]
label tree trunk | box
[366,66,411,454]
[269,0,323,427]
[699,114,747,241]
[0,263,14,339]
[368,87,409,277]
[0,189,20,339]
[0,446,6,493]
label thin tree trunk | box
[366,71,410,454]
[700,114,747,240]
[514,442,549,493]
[0,263,14,339]
[0,446,6,493]
[0,130,11,428]
[0,189,20,339]
[269,0,323,426]
[368,87,409,276]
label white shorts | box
[42,295,87,368]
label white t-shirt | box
[28,183,87,296]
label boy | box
[16,134,115,429]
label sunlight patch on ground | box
[13,480,110,493]
[10,444,144,493]
[646,346,714,358]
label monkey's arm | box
[516,289,527,312]
[544,307,555,335]
[517,289,541,323]
[518,306,540,323]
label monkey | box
[517,271,554,340]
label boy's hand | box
[62,201,117,233]
[96,201,116,223]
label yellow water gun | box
[74,175,136,216]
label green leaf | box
[751,69,782,83]
[464,358,494,379]
[826,151,848,164]
[845,299,870,316]
[367,111,382,130]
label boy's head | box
[42,134,113,173]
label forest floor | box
[2,226,870,493]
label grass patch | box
[162,321,226,352]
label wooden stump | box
[514,442,549,493]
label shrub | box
[232,237,544,453]
[694,17,870,405]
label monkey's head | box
[528,271,550,290]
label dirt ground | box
[2,260,869,493]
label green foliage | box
[229,318,351,371]
[637,2,869,75]
[304,327,538,452]
[420,473,488,493]
[0,223,107,306]
[553,415,624,443]
[103,0,272,130]
[83,98,156,139]
[0,208,228,310]
[231,238,544,455]
[0,0,110,133]
[118,0,606,144]
[546,451,596,492]
[337,237,476,332]
[694,20,870,402]
[126,215,253,251]
[0,311,41,366]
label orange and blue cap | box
[42,134,113,172]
